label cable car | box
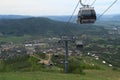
[77,6,96,24]
[76,41,83,49]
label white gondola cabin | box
[77,6,96,24]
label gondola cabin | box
[77,6,96,24]
[76,41,83,49]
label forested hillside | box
[0,17,108,36]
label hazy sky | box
[0,0,119,16]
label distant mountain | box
[45,14,120,22]
[95,15,120,26]
[112,15,120,21]
[45,16,76,22]
[0,15,32,19]
[98,15,120,21]
[0,14,120,22]
[0,17,107,36]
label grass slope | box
[0,56,120,80]
[0,70,120,80]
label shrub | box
[68,58,84,74]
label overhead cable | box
[98,0,118,19]
[90,0,96,6]
[66,0,80,26]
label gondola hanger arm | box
[79,0,89,7]
[79,0,85,6]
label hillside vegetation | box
[0,54,120,80]
[0,18,107,36]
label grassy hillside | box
[0,70,120,80]
[0,55,120,80]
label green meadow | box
[0,69,120,80]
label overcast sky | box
[0,0,119,16]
